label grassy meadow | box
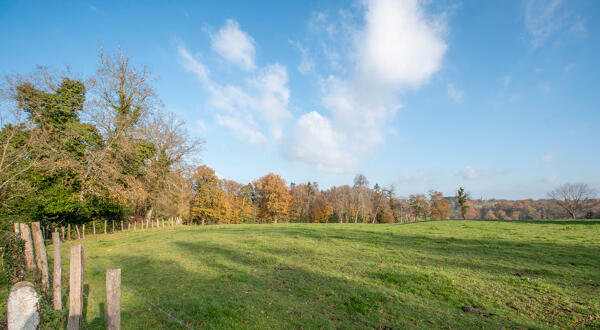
[3,219,600,329]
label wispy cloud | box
[447,84,464,103]
[541,153,553,163]
[458,166,494,180]
[524,0,586,49]
[289,40,314,74]
[179,40,291,146]
[503,75,511,86]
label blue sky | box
[1,0,598,199]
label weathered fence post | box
[67,244,84,330]
[7,281,40,330]
[14,222,20,233]
[93,221,96,236]
[82,224,85,239]
[120,221,124,232]
[52,232,62,310]
[61,226,65,241]
[134,222,137,231]
[104,220,107,234]
[68,224,71,240]
[127,223,130,231]
[19,223,36,271]
[31,222,49,291]
[75,225,80,240]
[106,268,121,330]
[112,220,115,233]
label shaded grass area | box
[3,219,600,329]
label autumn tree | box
[409,194,429,220]
[548,183,596,219]
[310,195,333,223]
[428,190,451,220]
[456,187,471,219]
[254,173,291,223]
[189,166,225,225]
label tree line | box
[189,169,462,224]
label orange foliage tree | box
[254,173,291,223]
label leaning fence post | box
[19,223,36,271]
[52,232,62,310]
[75,225,80,240]
[106,268,121,330]
[67,244,84,330]
[31,222,49,291]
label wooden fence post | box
[134,222,137,231]
[93,221,96,236]
[31,222,49,291]
[14,222,20,233]
[106,268,121,330]
[112,220,115,233]
[67,224,71,241]
[52,232,62,310]
[82,224,85,239]
[128,223,130,231]
[75,225,80,240]
[104,220,107,234]
[67,244,84,330]
[61,226,65,241]
[120,221,124,232]
[19,223,36,271]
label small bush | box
[0,231,26,284]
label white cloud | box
[503,75,511,86]
[289,40,314,74]
[286,0,447,171]
[447,84,463,103]
[546,175,557,183]
[541,153,553,162]
[211,19,256,71]
[358,0,447,89]
[284,111,352,173]
[178,46,291,146]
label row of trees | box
[0,49,201,230]
[189,170,463,224]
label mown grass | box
[3,219,600,329]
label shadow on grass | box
[97,241,540,329]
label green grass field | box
[4,219,600,329]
